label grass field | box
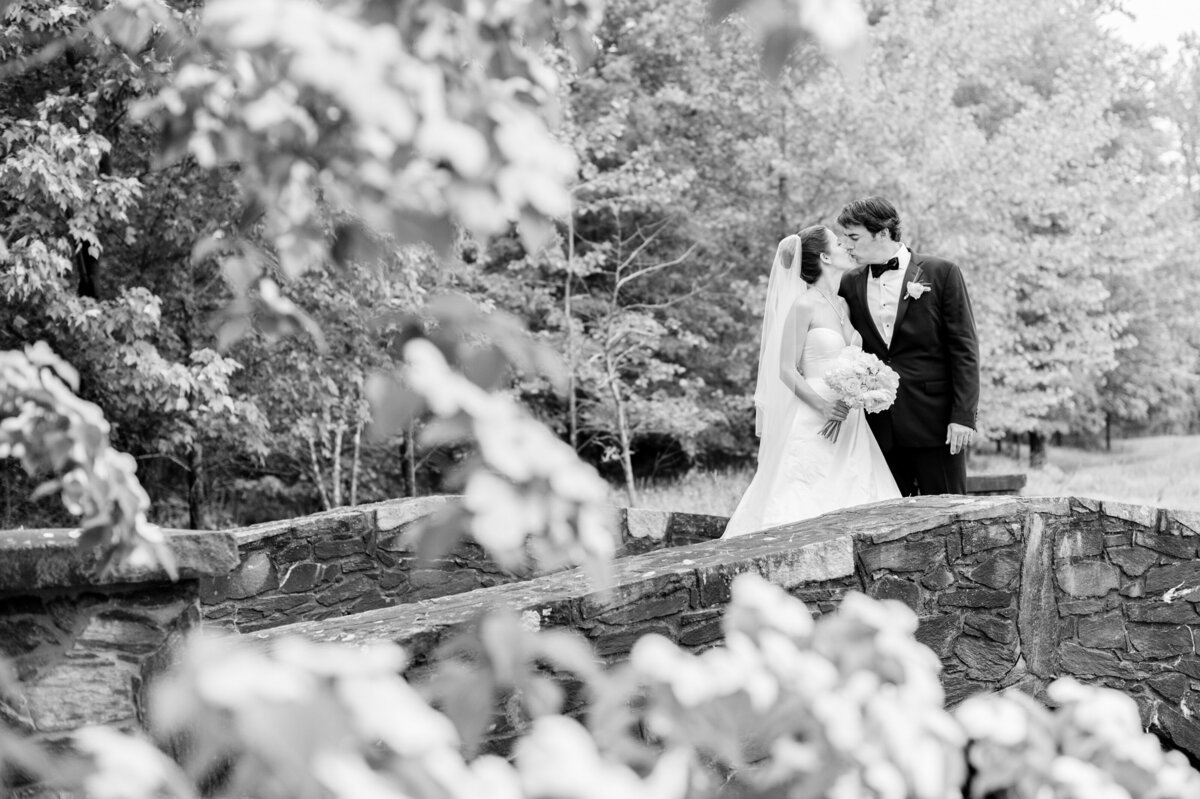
[612,435,1200,516]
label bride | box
[723,225,900,538]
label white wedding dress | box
[723,327,901,538]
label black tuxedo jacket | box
[838,253,980,451]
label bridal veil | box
[753,234,805,441]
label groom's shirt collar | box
[867,243,909,347]
[868,243,910,279]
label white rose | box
[906,281,930,299]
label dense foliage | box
[0,342,169,572]
[4,2,1200,798]
[534,0,1200,480]
[4,0,1199,523]
[8,565,1200,798]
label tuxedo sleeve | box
[941,262,980,429]
[837,270,853,301]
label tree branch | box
[615,242,699,292]
[625,267,716,312]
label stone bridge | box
[246,494,1200,759]
[4,494,1200,763]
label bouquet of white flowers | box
[819,346,900,443]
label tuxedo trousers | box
[883,445,967,496]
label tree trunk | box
[2,467,10,528]
[349,419,362,506]
[330,422,345,507]
[74,245,100,298]
[72,151,111,298]
[405,420,418,497]
[778,174,788,234]
[399,436,412,497]
[776,101,789,233]
[1029,431,1046,469]
[1105,413,1112,452]
[306,430,332,510]
[187,444,207,530]
[605,356,639,506]
[566,209,578,452]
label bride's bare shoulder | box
[791,291,817,310]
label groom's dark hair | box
[837,196,902,241]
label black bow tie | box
[869,258,900,279]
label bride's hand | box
[820,399,849,422]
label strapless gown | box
[723,327,901,538]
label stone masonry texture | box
[199,497,730,632]
[0,528,237,736]
[9,492,1200,768]
[248,494,1200,763]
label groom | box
[836,196,980,495]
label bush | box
[7,573,1200,799]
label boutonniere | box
[905,281,930,300]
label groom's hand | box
[946,423,974,455]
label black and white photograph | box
[4,1,1200,797]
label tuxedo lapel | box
[889,257,923,352]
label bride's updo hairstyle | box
[797,225,830,285]
[776,234,799,268]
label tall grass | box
[613,435,1200,515]
[1005,435,1200,510]
[609,467,756,518]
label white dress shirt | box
[867,244,910,348]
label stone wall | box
[250,495,1200,761]
[250,514,855,666]
[854,496,1200,758]
[11,487,1195,761]
[0,529,237,737]
[200,496,728,632]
